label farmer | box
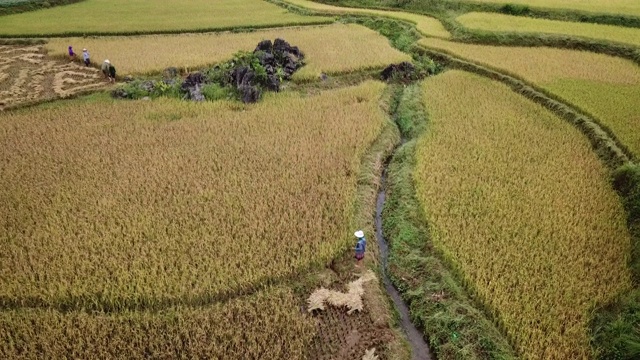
[354,230,366,266]
[68,46,76,61]
[102,60,116,83]
[101,59,110,79]
[108,62,116,83]
[82,48,90,67]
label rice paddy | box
[457,12,640,47]
[45,24,412,79]
[282,0,451,38]
[0,81,387,311]
[461,0,640,17]
[0,287,315,359]
[419,38,640,156]
[0,0,331,36]
[416,70,631,359]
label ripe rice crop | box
[283,0,451,39]
[462,0,640,17]
[0,286,315,359]
[416,70,631,359]
[0,81,387,311]
[46,24,412,79]
[419,38,640,156]
[457,12,640,47]
[0,0,330,36]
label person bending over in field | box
[108,63,116,83]
[82,48,90,67]
[102,59,116,83]
[354,230,366,266]
[101,59,110,80]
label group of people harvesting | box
[67,45,116,83]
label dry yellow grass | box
[464,0,640,17]
[457,12,640,47]
[416,70,631,359]
[46,24,411,79]
[307,270,376,314]
[418,38,640,156]
[283,0,451,38]
[0,0,330,36]
[0,286,315,359]
[0,81,387,311]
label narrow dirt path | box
[375,166,432,360]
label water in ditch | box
[375,167,432,360]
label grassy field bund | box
[416,70,631,359]
[459,0,640,17]
[0,0,331,36]
[46,24,412,79]
[0,81,387,312]
[457,12,640,48]
[419,38,640,157]
[282,0,451,39]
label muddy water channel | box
[375,167,432,360]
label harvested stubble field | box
[457,12,640,48]
[0,0,330,36]
[46,24,412,79]
[0,44,105,110]
[459,0,640,16]
[416,70,631,359]
[419,38,640,156]
[0,286,316,359]
[282,0,451,39]
[0,81,387,311]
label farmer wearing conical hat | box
[354,230,366,266]
[82,48,90,67]
[101,59,111,80]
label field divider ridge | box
[0,21,336,39]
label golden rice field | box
[0,0,331,36]
[0,286,315,359]
[0,81,387,311]
[283,0,451,38]
[463,0,640,16]
[457,12,640,47]
[46,24,412,79]
[419,38,640,156]
[416,70,631,359]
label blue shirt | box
[355,238,366,253]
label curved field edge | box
[456,12,640,48]
[277,0,640,65]
[0,82,387,312]
[591,163,640,359]
[0,0,86,16]
[0,0,332,38]
[270,0,451,39]
[450,0,640,19]
[414,70,631,358]
[44,24,412,78]
[413,44,632,168]
[0,286,316,359]
[382,83,516,359]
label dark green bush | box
[500,3,531,16]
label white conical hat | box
[354,230,364,238]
